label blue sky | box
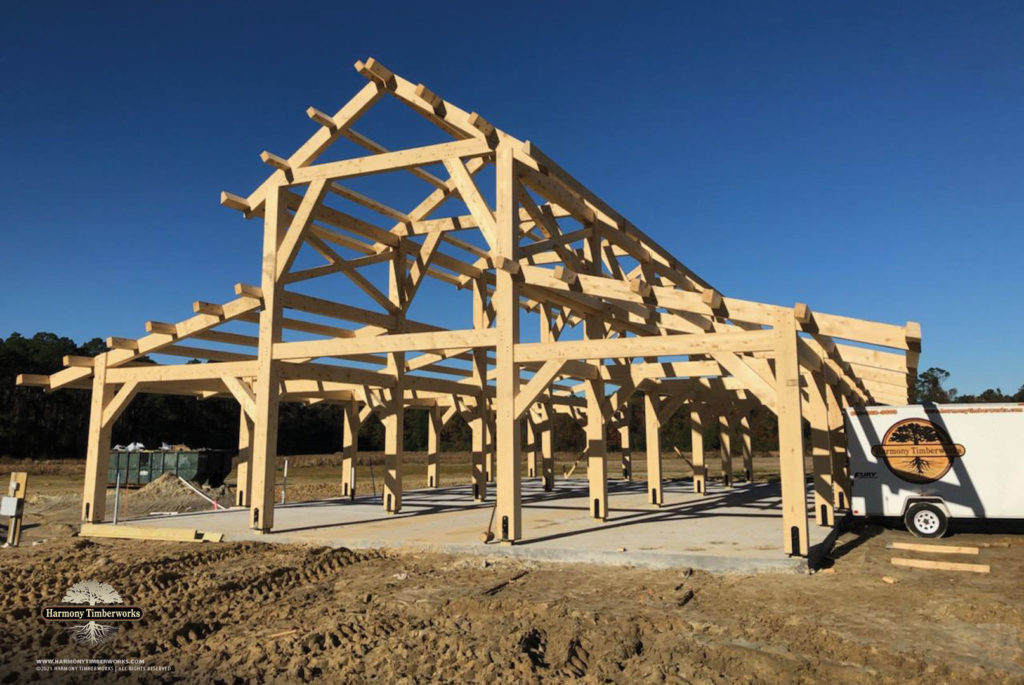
[1,2,1021,395]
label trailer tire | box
[905,502,948,538]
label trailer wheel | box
[905,502,948,538]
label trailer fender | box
[900,497,950,519]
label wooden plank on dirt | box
[890,557,990,574]
[79,523,209,543]
[887,542,980,556]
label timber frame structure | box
[18,58,921,556]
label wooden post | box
[619,421,632,481]
[7,472,28,546]
[526,417,537,478]
[341,401,358,498]
[235,462,249,507]
[471,279,488,501]
[493,142,522,542]
[249,185,285,533]
[540,404,555,491]
[585,375,608,521]
[718,414,733,488]
[236,412,253,507]
[808,372,835,527]
[826,382,851,509]
[583,226,608,520]
[644,393,663,506]
[539,308,555,492]
[691,408,706,495]
[382,389,404,514]
[739,413,753,482]
[383,242,406,514]
[471,403,487,501]
[82,355,114,522]
[427,404,441,488]
[485,403,495,483]
[776,309,809,556]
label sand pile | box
[138,473,230,499]
[119,473,233,516]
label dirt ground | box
[2,457,1023,683]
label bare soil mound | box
[134,473,230,503]
[99,473,234,520]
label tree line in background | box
[913,367,1024,404]
[1,332,1019,460]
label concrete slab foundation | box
[94,480,835,574]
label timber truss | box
[18,58,921,556]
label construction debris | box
[483,570,529,596]
[887,541,980,555]
[890,557,990,574]
[79,523,223,543]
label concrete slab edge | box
[220,530,807,574]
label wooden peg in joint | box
[146,321,178,336]
[306,106,337,130]
[260,151,291,172]
[701,288,723,310]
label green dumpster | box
[108,450,233,488]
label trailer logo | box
[41,580,143,646]
[871,418,965,484]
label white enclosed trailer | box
[846,403,1024,537]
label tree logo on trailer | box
[871,418,965,484]
[40,580,143,646]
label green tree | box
[914,367,957,403]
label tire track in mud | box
[518,627,548,670]
[208,546,384,600]
[561,636,590,678]
[0,540,388,683]
[123,545,386,663]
